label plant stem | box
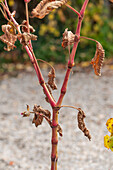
[25,2,33,48]
[80,36,97,43]
[51,108,59,170]
[66,3,80,16]
[25,2,30,33]
[25,45,56,108]
[57,65,72,106]
[3,1,89,170]
[70,0,89,64]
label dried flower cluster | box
[0,24,17,51]
[62,28,75,48]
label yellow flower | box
[104,118,113,151]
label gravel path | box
[0,66,113,170]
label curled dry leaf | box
[0,24,17,51]
[33,104,51,119]
[77,108,91,140]
[32,104,52,127]
[43,83,55,103]
[21,20,35,33]
[91,41,105,76]
[32,113,43,127]
[18,32,37,46]
[62,28,75,49]
[48,68,57,90]
[57,124,63,136]
[31,0,67,19]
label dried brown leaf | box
[32,104,52,127]
[62,28,75,48]
[91,41,105,76]
[31,0,67,19]
[33,104,51,119]
[0,24,17,51]
[77,108,91,140]
[21,20,35,33]
[18,32,37,46]
[48,68,57,90]
[57,124,63,136]
[32,113,43,127]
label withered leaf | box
[33,104,51,119]
[0,24,17,51]
[57,124,63,137]
[32,104,52,127]
[18,32,37,46]
[91,41,105,76]
[32,113,43,127]
[48,68,57,90]
[21,20,35,33]
[31,0,67,19]
[77,108,91,140]
[62,28,75,49]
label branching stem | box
[61,105,80,111]
[0,1,90,170]
[66,3,80,16]
[80,36,97,43]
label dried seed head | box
[62,28,75,48]
[18,32,37,46]
[77,108,91,140]
[0,24,17,51]
[31,0,67,19]
[21,20,35,33]
[91,41,105,76]
[21,105,30,117]
[48,68,57,90]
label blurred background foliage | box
[0,0,113,67]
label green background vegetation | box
[0,0,113,66]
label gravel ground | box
[0,66,113,170]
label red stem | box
[2,1,89,170]
[25,46,56,108]
[57,0,89,106]
[4,6,56,108]
[66,3,80,16]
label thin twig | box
[60,105,80,111]
[80,36,97,43]
[66,3,80,16]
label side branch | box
[25,46,56,107]
[4,5,56,108]
[57,65,72,107]
[57,0,89,106]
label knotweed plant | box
[0,0,105,169]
